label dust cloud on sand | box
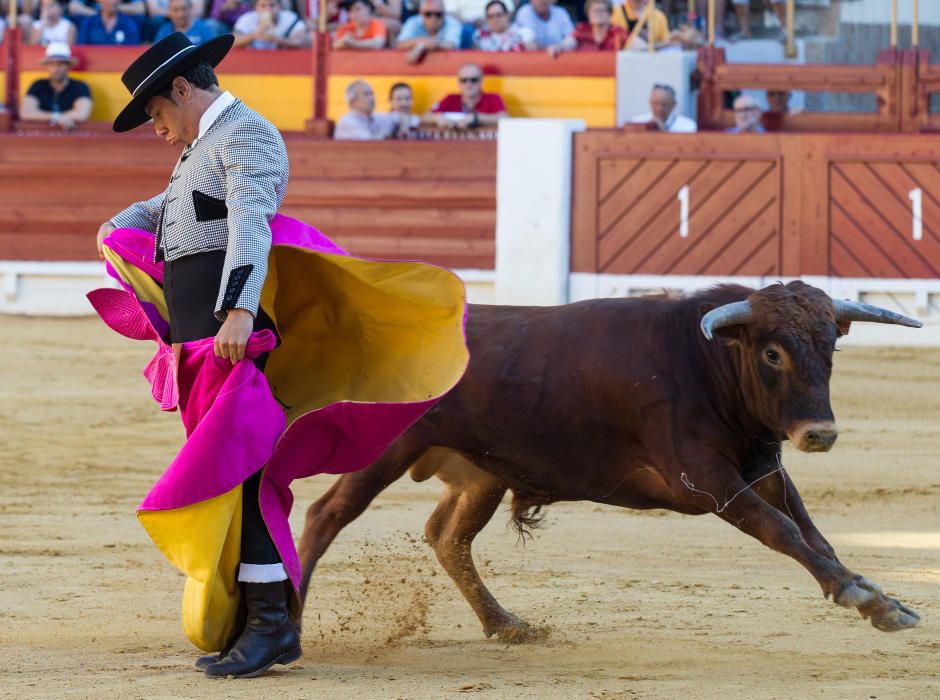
[1,318,938,699]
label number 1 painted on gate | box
[678,185,689,238]
[908,187,923,241]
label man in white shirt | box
[334,79,415,140]
[233,0,310,49]
[630,84,697,133]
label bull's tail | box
[509,492,550,543]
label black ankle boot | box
[204,582,301,679]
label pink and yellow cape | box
[88,214,468,651]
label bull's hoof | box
[859,594,921,632]
[484,614,551,644]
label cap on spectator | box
[41,42,77,66]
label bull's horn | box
[832,299,923,328]
[700,300,754,340]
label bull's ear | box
[837,320,852,337]
[699,303,746,344]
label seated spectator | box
[334,79,411,139]
[333,0,386,49]
[28,0,76,45]
[473,0,535,52]
[233,0,310,48]
[77,0,143,44]
[428,62,507,130]
[629,84,696,133]
[515,0,573,51]
[154,0,216,43]
[727,94,764,133]
[208,0,253,31]
[69,0,146,22]
[141,0,205,41]
[366,0,401,37]
[20,42,92,130]
[611,0,671,49]
[550,0,625,55]
[762,89,802,131]
[388,82,422,136]
[397,0,462,64]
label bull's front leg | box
[744,459,840,563]
[680,468,920,632]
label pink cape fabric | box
[88,214,455,589]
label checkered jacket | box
[110,99,289,320]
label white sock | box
[238,562,289,583]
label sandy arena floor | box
[1,316,938,699]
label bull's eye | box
[765,348,781,365]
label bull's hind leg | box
[297,439,424,607]
[425,455,549,644]
[683,467,920,632]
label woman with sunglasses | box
[473,0,536,51]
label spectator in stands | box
[389,81,415,115]
[234,0,310,48]
[550,0,625,55]
[77,0,143,44]
[154,0,216,43]
[397,0,461,64]
[367,0,401,37]
[20,42,92,130]
[429,62,506,130]
[335,79,412,139]
[388,82,423,136]
[333,0,387,49]
[629,83,696,132]
[473,0,535,52]
[727,94,764,133]
[208,0,252,31]
[515,0,573,51]
[27,0,76,45]
[69,0,146,24]
[611,0,671,49]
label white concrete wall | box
[0,263,496,314]
[495,118,585,305]
[569,272,940,347]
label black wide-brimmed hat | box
[113,32,234,133]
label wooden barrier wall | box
[571,131,940,279]
[0,134,496,269]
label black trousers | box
[164,250,280,566]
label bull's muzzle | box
[789,421,839,452]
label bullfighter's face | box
[145,81,200,147]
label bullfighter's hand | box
[96,220,116,258]
[215,308,254,364]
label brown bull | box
[297,281,922,641]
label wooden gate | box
[593,156,780,276]
[572,132,940,280]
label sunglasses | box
[734,106,760,113]
[422,10,443,17]
[459,76,481,84]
